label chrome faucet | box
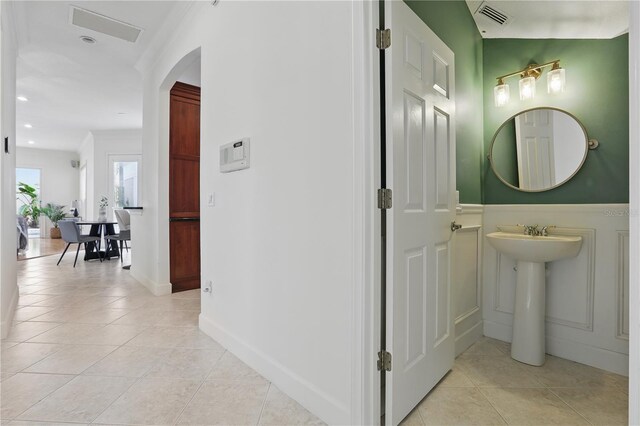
[519,224,555,236]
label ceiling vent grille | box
[70,6,143,43]
[476,2,511,26]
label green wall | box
[482,36,629,204]
[405,0,484,204]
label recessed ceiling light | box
[24,124,32,128]
[27,140,35,145]
[17,96,28,102]
[80,35,97,44]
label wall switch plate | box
[203,280,212,293]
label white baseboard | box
[1,285,19,339]
[455,320,483,357]
[199,314,350,425]
[483,320,629,376]
[129,268,171,296]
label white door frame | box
[627,1,639,423]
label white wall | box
[482,204,630,375]
[0,1,19,338]
[78,129,142,219]
[453,205,484,356]
[133,2,367,423]
[16,147,79,236]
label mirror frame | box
[488,107,590,193]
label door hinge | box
[378,188,392,209]
[377,350,392,372]
[376,28,391,49]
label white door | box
[515,109,555,190]
[385,2,456,424]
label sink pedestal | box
[511,261,546,366]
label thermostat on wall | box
[220,137,250,173]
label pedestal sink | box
[486,231,583,366]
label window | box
[109,155,141,215]
[16,167,42,236]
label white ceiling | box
[14,1,182,152]
[466,1,629,39]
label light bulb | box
[547,67,565,94]
[519,76,536,101]
[494,82,510,107]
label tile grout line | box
[256,381,273,426]
[475,385,511,425]
[547,387,596,426]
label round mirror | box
[489,107,589,192]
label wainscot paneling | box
[482,204,629,375]
[453,204,483,356]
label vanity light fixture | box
[494,60,565,106]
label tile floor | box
[2,253,630,425]
[1,253,324,425]
[402,338,629,426]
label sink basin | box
[486,232,582,263]
[486,231,583,366]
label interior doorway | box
[169,79,201,293]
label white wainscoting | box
[482,204,630,375]
[453,204,484,356]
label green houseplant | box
[17,182,41,227]
[41,203,66,239]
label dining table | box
[77,220,120,261]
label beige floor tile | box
[438,367,475,388]
[79,324,147,346]
[142,297,201,311]
[3,322,61,343]
[177,380,269,425]
[259,385,325,425]
[1,372,15,382]
[30,295,92,307]
[207,352,268,384]
[154,309,200,327]
[456,355,543,388]
[63,296,124,309]
[400,407,424,426]
[16,295,55,306]
[110,309,170,326]
[27,306,94,323]
[174,328,226,350]
[103,295,155,309]
[23,344,117,374]
[551,387,628,425]
[125,326,198,348]
[171,289,201,299]
[65,308,131,324]
[480,387,588,425]
[0,373,74,419]
[13,307,55,322]
[146,347,224,380]
[17,375,135,423]
[462,338,508,357]
[26,323,104,344]
[83,345,172,377]
[94,377,201,425]
[417,387,506,425]
[33,287,79,296]
[1,343,64,372]
[521,356,623,388]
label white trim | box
[199,314,350,425]
[129,268,171,296]
[0,285,18,339]
[628,0,639,423]
[483,319,629,376]
[455,320,483,356]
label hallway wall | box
[133,2,367,424]
[0,1,18,338]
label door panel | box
[169,82,201,293]
[386,2,456,424]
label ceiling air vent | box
[475,2,511,26]
[70,6,143,43]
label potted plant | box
[17,182,41,228]
[41,203,66,239]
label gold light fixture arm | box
[496,60,561,82]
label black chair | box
[57,220,102,267]
[106,209,131,263]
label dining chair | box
[57,220,102,267]
[106,209,131,263]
